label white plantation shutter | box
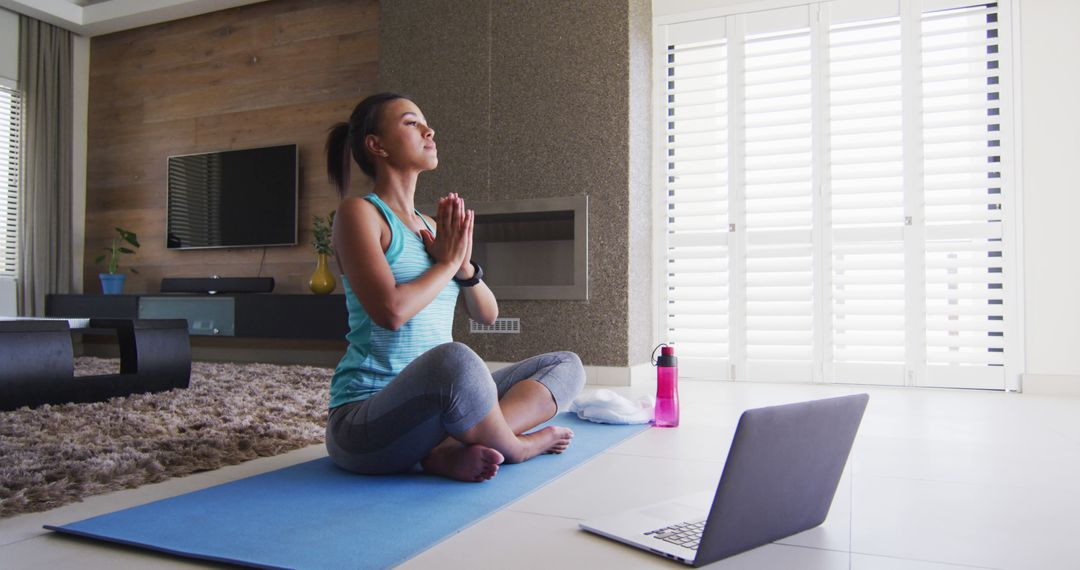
[658,0,1016,390]
[0,86,19,277]
[828,6,907,385]
[663,18,731,379]
[920,3,1007,388]
[742,7,815,382]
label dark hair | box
[325,92,407,197]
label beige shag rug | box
[0,357,331,518]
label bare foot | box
[514,426,574,462]
[421,443,504,482]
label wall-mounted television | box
[166,144,298,250]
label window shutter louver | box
[920,3,1006,388]
[742,8,815,382]
[658,0,1014,390]
[663,20,731,378]
[0,86,19,278]
[828,12,908,385]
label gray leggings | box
[326,342,586,475]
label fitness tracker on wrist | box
[453,261,483,287]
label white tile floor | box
[2,380,1079,569]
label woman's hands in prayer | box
[420,193,475,279]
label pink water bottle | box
[654,344,679,427]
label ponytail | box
[325,122,351,198]
[324,92,408,199]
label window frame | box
[0,80,21,279]
[651,0,1025,391]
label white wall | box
[0,277,15,316]
[1017,0,1080,379]
[654,0,752,18]
[0,8,17,86]
[653,0,1080,384]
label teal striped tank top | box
[329,193,460,409]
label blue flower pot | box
[99,273,127,295]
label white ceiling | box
[0,0,268,36]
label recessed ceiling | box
[0,0,268,36]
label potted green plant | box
[95,227,140,295]
[309,211,336,294]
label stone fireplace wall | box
[380,0,653,368]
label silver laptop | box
[580,393,869,566]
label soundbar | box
[160,276,275,294]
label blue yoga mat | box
[47,413,646,569]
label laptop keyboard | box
[644,519,706,550]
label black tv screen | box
[166,144,298,249]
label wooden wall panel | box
[85,0,378,294]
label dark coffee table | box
[0,318,191,411]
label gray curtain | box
[17,16,73,317]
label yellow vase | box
[309,253,336,294]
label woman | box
[323,92,586,482]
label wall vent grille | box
[470,318,520,334]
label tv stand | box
[46,294,348,340]
[160,276,275,295]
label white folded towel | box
[569,389,654,425]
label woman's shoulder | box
[338,194,379,215]
[335,195,386,229]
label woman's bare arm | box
[334,196,466,331]
[421,202,498,325]
[456,212,498,324]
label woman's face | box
[370,98,438,173]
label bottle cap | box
[657,345,677,367]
